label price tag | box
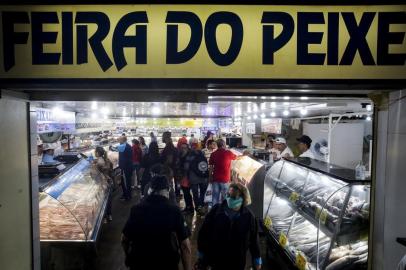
[77,154,82,159]
[279,232,288,248]
[296,252,307,270]
[289,192,300,203]
[264,216,272,230]
[320,209,328,225]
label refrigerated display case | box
[39,158,110,243]
[263,158,370,270]
[231,153,267,218]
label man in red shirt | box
[131,139,143,188]
[177,134,188,149]
[209,139,238,206]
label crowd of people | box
[93,131,262,270]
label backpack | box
[190,151,209,178]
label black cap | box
[150,175,169,191]
[297,135,312,148]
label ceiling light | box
[366,116,372,121]
[270,111,276,117]
[91,101,98,110]
[284,96,290,100]
[260,113,266,118]
[101,106,109,115]
[366,104,372,111]
[300,108,308,115]
[283,110,290,116]
[253,114,258,119]
[247,116,252,120]
[300,97,309,100]
[260,96,266,100]
[271,96,276,100]
[52,106,63,115]
[206,106,214,114]
[91,113,97,119]
[152,106,161,115]
[103,114,108,119]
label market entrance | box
[30,93,375,270]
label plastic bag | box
[204,183,213,203]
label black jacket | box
[197,201,261,270]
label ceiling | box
[32,95,373,119]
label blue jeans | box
[212,182,229,206]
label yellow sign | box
[279,231,288,248]
[296,252,307,270]
[264,216,272,230]
[289,191,300,203]
[0,5,405,79]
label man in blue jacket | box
[111,136,133,201]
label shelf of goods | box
[263,158,370,270]
[39,158,110,244]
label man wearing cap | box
[195,183,262,270]
[297,135,315,159]
[122,175,192,270]
[273,137,293,161]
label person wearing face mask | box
[122,175,192,270]
[195,183,262,270]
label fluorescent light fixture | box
[260,96,266,100]
[253,114,258,119]
[101,106,109,115]
[366,104,372,111]
[366,116,372,121]
[270,111,276,117]
[300,97,309,100]
[283,110,290,116]
[206,106,214,114]
[300,108,308,115]
[152,106,161,115]
[91,101,98,110]
[260,113,266,118]
[52,106,63,115]
[91,113,97,119]
[283,96,290,100]
[271,96,277,100]
[306,103,327,109]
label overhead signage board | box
[0,5,405,79]
[37,108,76,133]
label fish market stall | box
[263,158,370,270]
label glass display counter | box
[39,159,109,242]
[263,158,370,270]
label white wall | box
[303,122,364,168]
[0,94,33,270]
[373,90,406,269]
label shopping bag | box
[204,183,213,203]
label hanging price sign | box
[289,192,300,203]
[296,252,307,270]
[264,216,272,230]
[279,232,288,248]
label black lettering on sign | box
[262,12,294,65]
[166,11,203,64]
[31,12,60,65]
[62,12,73,65]
[340,12,375,65]
[204,12,243,66]
[377,12,406,65]
[327,12,339,65]
[297,12,326,65]
[113,12,148,71]
[2,12,29,71]
[75,12,113,71]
